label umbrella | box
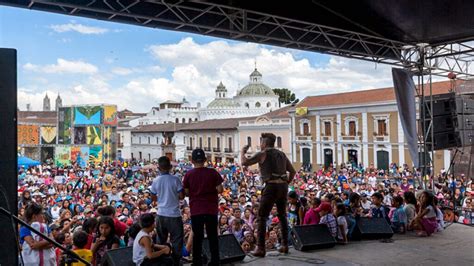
[18,156,40,168]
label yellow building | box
[290,81,453,173]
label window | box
[190,137,193,148]
[324,122,331,136]
[182,118,185,123]
[199,137,203,148]
[378,120,387,135]
[303,122,309,135]
[267,102,271,107]
[148,137,150,144]
[349,121,356,136]
[247,136,252,146]
[228,137,232,150]
[245,102,249,108]
[183,136,186,144]
[217,137,220,149]
[148,153,151,161]
[189,118,192,123]
[277,136,282,148]
[176,118,179,123]
[139,152,142,160]
[139,137,141,144]
[153,110,155,115]
[131,152,134,159]
[208,137,211,149]
[195,118,198,122]
[255,102,261,108]
[156,137,159,144]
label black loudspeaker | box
[424,93,474,150]
[291,224,336,251]
[202,234,246,264]
[103,246,134,266]
[0,48,18,266]
[352,218,394,240]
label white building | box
[131,68,280,126]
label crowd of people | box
[17,141,473,265]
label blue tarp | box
[18,156,41,168]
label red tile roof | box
[296,80,454,109]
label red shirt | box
[113,218,127,237]
[183,167,224,216]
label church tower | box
[55,93,62,110]
[43,93,51,111]
[215,81,227,98]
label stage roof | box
[2,0,474,77]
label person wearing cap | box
[241,133,296,257]
[150,156,184,266]
[183,148,223,266]
[317,202,337,238]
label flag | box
[295,107,308,116]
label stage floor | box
[231,223,473,266]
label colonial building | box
[290,81,453,173]
[124,106,293,163]
[130,67,280,126]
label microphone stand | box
[0,207,91,266]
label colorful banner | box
[58,107,72,144]
[103,126,113,161]
[103,105,118,126]
[18,125,40,145]
[71,146,81,163]
[74,127,87,144]
[87,126,102,145]
[89,146,102,164]
[74,106,102,125]
[40,147,54,163]
[40,126,56,144]
[55,146,71,166]
[79,147,90,168]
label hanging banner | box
[74,106,102,125]
[40,126,56,144]
[87,126,102,145]
[58,107,72,144]
[103,105,118,126]
[55,146,71,166]
[74,127,87,144]
[18,125,40,145]
[89,146,103,164]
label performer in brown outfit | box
[241,133,296,257]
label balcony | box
[374,134,389,142]
[213,148,221,152]
[186,146,193,151]
[321,135,333,141]
[204,147,211,151]
[224,148,233,153]
[296,135,312,141]
[341,135,361,142]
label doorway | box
[377,150,389,170]
[348,149,358,167]
[324,149,333,168]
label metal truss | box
[3,0,474,79]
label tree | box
[273,88,299,106]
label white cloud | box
[23,58,98,74]
[20,37,449,113]
[50,23,108,34]
[111,67,133,75]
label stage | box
[233,223,473,266]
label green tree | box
[273,88,299,106]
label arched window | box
[245,102,249,108]
[277,136,282,148]
[247,136,252,146]
[267,102,271,107]
[182,118,185,123]
[195,118,198,122]
[175,118,179,123]
[255,102,261,108]
[189,118,192,123]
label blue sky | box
[1,6,395,112]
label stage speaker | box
[352,217,394,240]
[202,234,246,264]
[424,93,474,150]
[0,48,18,266]
[291,224,336,251]
[103,246,134,266]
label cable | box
[0,184,25,266]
